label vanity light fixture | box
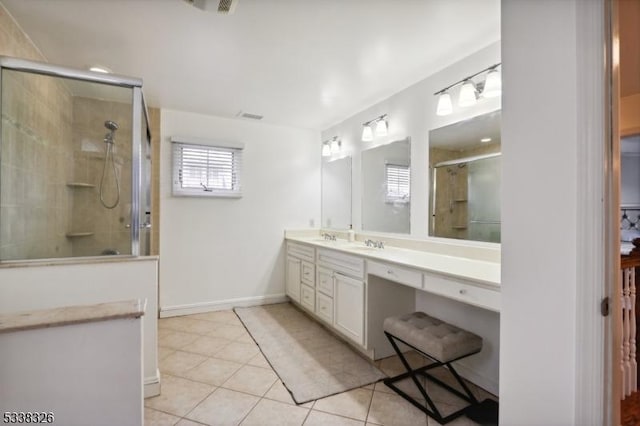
[375,117,388,137]
[433,63,501,116]
[458,80,477,107]
[322,142,331,157]
[361,114,388,141]
[322,136,341,156]
[330,136,341,154]
[436,92,453,116]
[482,67,502,98]
[362,124,374,142]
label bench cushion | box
[383,312,482,363]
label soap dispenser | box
[348,225,355,242]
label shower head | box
[104,120,119,131]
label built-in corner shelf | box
[66,182,95,188]
[65,232,94,238]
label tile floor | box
[145,309,495,426]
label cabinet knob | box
[387,269,394,275]
[459,289,467,295]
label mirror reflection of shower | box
[100,120,120,209]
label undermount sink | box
[348,245,379,252]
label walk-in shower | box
[0,56,152,260]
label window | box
[385,163,410,203]
[172,137,243,198]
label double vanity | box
[284,229,500,361]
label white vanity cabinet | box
[334,272,365,345]
[317,249,366,346]
[286,243,315,305]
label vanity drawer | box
[422,271,500,312]
[300,283,316,312]
[301,261,315,286]
[367,261,423,289]
[317,266,334,297]
[287,242,315,263]
[317,249,364,279]
[316,292,333,324]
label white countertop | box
[0,299,146,334]
[286,235,501,288]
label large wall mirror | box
[429,110,501,243]
[321,156,352,229]
[362,137,411,234]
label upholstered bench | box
[383,312,495,424]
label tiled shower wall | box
[69,97,132,256]
[0,6,75,260]
[429,142,500,240]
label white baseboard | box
[144,369,160,398]
[160,294,288,318]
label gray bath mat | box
[234,303,386,404]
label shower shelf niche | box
[65,232,94,238]
[66,182,96,188]
[453,198,468,202]
[451,225,468,230]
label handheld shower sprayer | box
[100,120,120,209]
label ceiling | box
[2,0,500,130]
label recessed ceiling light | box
[480,137,492,143]
[89,65,112,74]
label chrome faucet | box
[322,233,337,241]
[365,239,384,249]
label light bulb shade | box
[322,143,331,157]
[330,138,340,153]
[482,69,501,98]
[436,92,453,116]
[458,80,477,107]
[375,119,388,137]
[362,125,374,142]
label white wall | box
[160,110,320,314]
[0,258,159,397]
[321,42,502,394]
[501,0,580,424]
[0,317,143,426]
[321,41,501,238]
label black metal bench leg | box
[382,331,481,424]
[384,332,444,421]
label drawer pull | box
[304,272,310,276]
[459,289,467,295]
[387,269,394,275]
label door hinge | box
[601,297,610,317]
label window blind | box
[386,163,410,202]
[172,140,243,198]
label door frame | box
[574,0,619,424]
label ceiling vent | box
[184,0,239,14]
[236,111,264,121]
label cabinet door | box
[301,261,315,287]
[317,266,334,297]
[334,273,365,346]
[300,283,316,312]
[286,257,301,302]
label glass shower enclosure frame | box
[0,56,151,260]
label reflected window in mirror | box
[362,137,411,234]
[429,110,501,243]
[321,156,352,229]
